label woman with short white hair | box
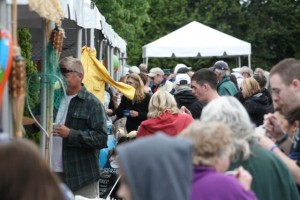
[200,96,299,200]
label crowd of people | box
[3,57,300,200]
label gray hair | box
[200,96,256,161]
[215,68,231,78]
[59,56,84,74]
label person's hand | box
[106,109,113,116]
[130,110,138,117]
[234,166,253,191]
[180,106,192,117]
[264,114,285,140]
[53,124,70,138]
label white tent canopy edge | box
[142,21,251,68]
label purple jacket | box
[191,166,257,200]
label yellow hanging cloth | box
[81,46,135,104]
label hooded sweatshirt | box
[117,133,193,200]
[173,85,205,119]
[242,92,270,126]
[137,112,193,138]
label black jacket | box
[115,93,151,132]
[173,86,205,119]
[242,92,270,126]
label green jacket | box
[230,144,300,200]
[62,86,107,191]
[217,77,238,96]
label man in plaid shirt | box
[52,56,107,198]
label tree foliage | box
[18,28,40,144]
[96,0,150,65]
[18,28,40,116]
[96,0,300,71]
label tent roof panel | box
[143,21,251,58]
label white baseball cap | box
[175,74,191,85]
[128,66,140,74]
[173,64,191,74]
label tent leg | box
[99,40,104,61]
[238,56,241,68]
[248,55,251,69]
[76,27,82,58]
[90,28,94,48]
[144,57,148,66]
[110,47,114,77]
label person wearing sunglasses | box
[147,67,173,94]
[52,56,107,198]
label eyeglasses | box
[60,68,78,74]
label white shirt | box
[51,94,77,172]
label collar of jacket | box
[174,85,192,95]
[159,78,167,86]
[76,84,88,100]
[217,77,230,86]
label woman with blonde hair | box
[137,90,193,137]
[241,77,270,126]
[181,121,257,200]
[115,73,151,132]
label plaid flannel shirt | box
[61,86,107,191]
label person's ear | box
[78,73,84,79]
[291,79,300,90]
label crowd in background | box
[2,58,300,200]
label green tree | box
[241,0,300,70]
[18,28,40,143]
[97,0,300,72]
[18,28,39,116]
[142,0,202,70]
[96,0,150,65]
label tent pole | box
[106,45,109,74]
[110,47,114,77]
[99,40,103,61]
[145,57,148,66]
[238,56,241,67]
[248,55,251,69]
[90,28,94,48]
[76,26,82,58]
[40,19,48,157]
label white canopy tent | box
[143,21,251,68]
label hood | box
[117,133,193,200]
[141,113,193,136]
[174,89,198,105]
[173,85,192,95]
[248,92,269,106]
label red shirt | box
[137,112,193,138]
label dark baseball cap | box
[213,60,229,71]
